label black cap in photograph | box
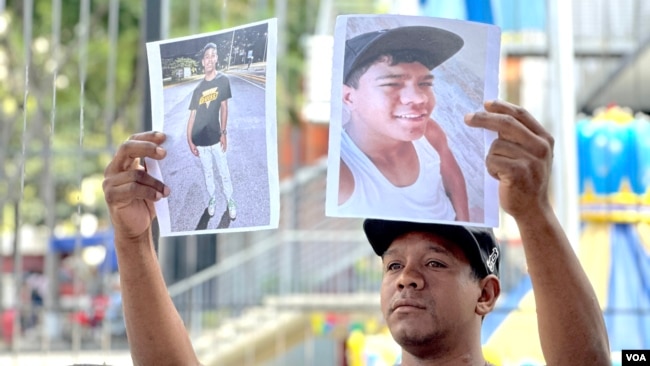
[344,26,464,84]
[363,219,500,278]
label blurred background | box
[0,0,649,365]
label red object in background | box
[1,309,16,345]
[0,255,44,274]
[70,295,109,328]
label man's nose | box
[397,264,424,290]
[400,85,428,105]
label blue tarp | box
[49,231,118,272]
[607,224,650,349]
[419,0,546,31]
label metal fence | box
[167,160,380,335]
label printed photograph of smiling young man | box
[145,19,279,237]
[325,14,501,227]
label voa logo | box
[626,354,646,362]
[622,350,650,365]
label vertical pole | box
[72,0,91,354]
[221,0,228,26]
[228,31,235,70]
[275,0,287,58]
[143,0,162,133]
[104,0,119,151]
[13,0,34,353]
[275,0,292,298]
[42,0,62,353]
[189,0,199,34]
[160,0,169,40]
[11,203,21,353]
[548,0,580,248]
[100,1,120,350]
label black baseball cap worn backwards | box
[363,219,500,278]
[344,25,464,84]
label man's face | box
[379,232,481,353]
[202,48,218,73]
[343,60,435,142]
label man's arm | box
[220,99,228,152]
[338,159,354,205]
[187,110,198,156]
[466,100,610,365]
[425,118,469,221]
[103,132,201,366]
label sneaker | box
[207,196,216,216]
[227,198,237,220]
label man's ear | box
[342,84,355,108]
[476,275,500,317]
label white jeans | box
[196,143,233,201]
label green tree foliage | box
[1,0,318,234]
[0,0,142,233]
[169,57,198,70]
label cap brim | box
[346,26,464,82]
[363,219,495,277]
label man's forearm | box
[445,172,468,221]
[116,231,200,366]
[440,152,469,221]
[220,101,228,131]
[187,113,195,144]
[220,114,227,131]
[516,207,610,365]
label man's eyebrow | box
[382,242,452,259]
[426,244,451,255]
[374,74,435,82]
[375,73,406,81]
[382,247,398,258]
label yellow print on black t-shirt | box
[199,87,219,108]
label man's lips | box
[393,113,428,119]
[391,298,426,312]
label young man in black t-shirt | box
[186,42,236,220]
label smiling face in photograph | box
[202,47,218,75]
[343,58,436,143]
